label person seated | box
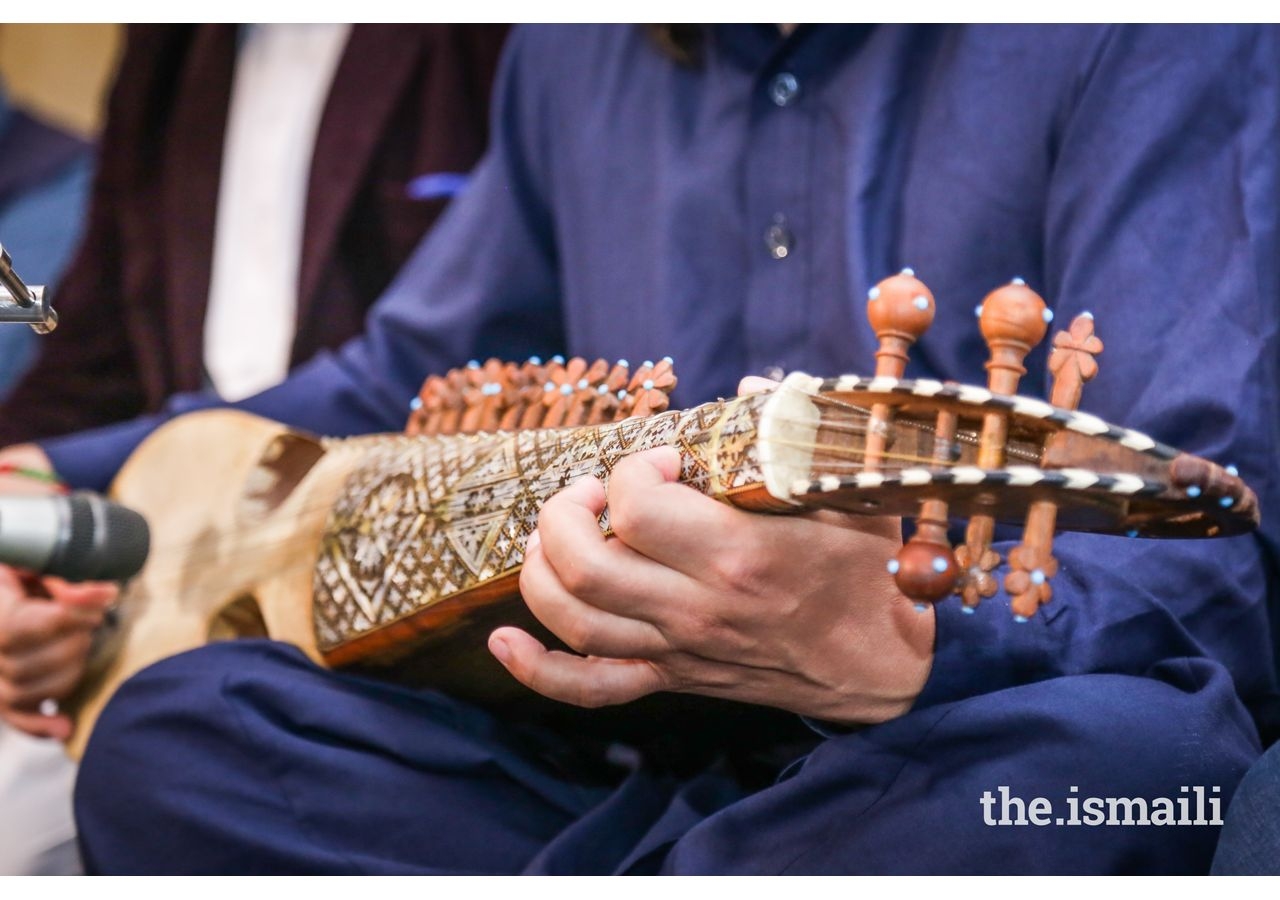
[0,23,507,875]
[0,23,509,445]
[2,24,1278,874]
[0,80,93,877]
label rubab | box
[65,273,1258,758]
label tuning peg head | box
[866,271,936,345]
[889,539,960,604]
[978,280,1050,351]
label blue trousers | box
[1212,739,1280,874]
[75,641,1258,874]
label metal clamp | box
[0,243,57,333]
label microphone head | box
[50,493,150,582]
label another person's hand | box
[493,380,935,725]
[0,443,59,496]
[0,567,116,739]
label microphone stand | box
[0,243,57,333]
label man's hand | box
[491,380,935,725]
[0,567,116,739]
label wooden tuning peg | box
[890,509,961,608]
[535,355,571,428]
[434,367,470,435]
[471,358,511,432]
[513,356,558,430]
[405,373,442,435]
[1005,312,1102,620]
[512,357,553,430]
[490,361,526,430]
[560,357,608,426]
[542,356,588,427]
[1046,312,1102,411]
[890,405,962,607]
[864,269,935,470]
[862,271,960,606]
[592,359,633,421]
[976,279,1051,395]
[956,278,1052,611]
[457,360,489,433]
[619,358,677,420]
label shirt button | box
[768,72,800,107]
[764,218,794,259]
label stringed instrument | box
[64,273,1258,758]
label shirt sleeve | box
[916,25,1280,738]
[42,26,566,493]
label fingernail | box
[526,530,541,555]
[489,636,511,665]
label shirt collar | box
[709,24,875,82]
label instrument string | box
[120,394,1049,579]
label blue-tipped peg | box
[931,556,948,573]
[662,356,674,364]
[961,605,976,615]
[551,354,565,365]
[528,355,542,365]
[974,304,984,317]
[1011,276,1026,286]
[409,396,423,410]
[617,359,629,368]
[1187,485,1202,498]
[1126,528,1140,538]
[642,360,654,369]
[886,559,901,575]
[1030,569,1046,586]
[901,267,915,276]
[867,286,881,301]
[1220,496,1235,508]
[642,379,654,390]
[1225,464,1239,476]
[913,295,929,310]
[467,359,480,369]
[559,383,573,395]
[914,603,928,613]
[1014,615,1029,624]
[1042,308,1054,323]
[543,381,555,392]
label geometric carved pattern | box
[312,394,769,656]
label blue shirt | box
[45,25,1280,734]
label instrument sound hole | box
[208,593,269,642]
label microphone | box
[0,492,150,582]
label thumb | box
[737,375,780,397]
[43,576,118,611]
[612,446,683,487]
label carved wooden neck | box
[313,391,798,663]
